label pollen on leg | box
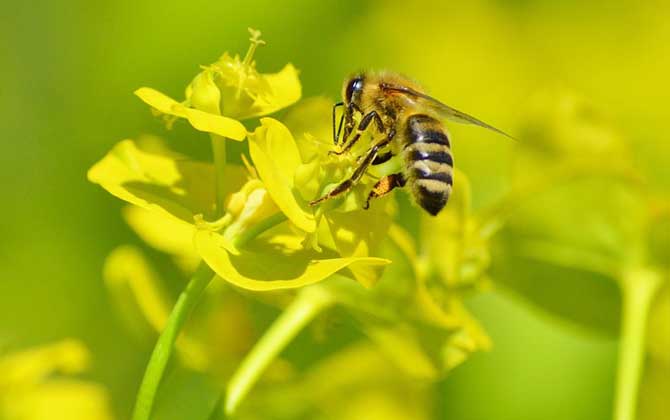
[364,173,405,209]
[373,176,394,196]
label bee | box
[309,71,513,216]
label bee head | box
[343,74,365,106]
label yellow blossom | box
[0,341,114,420]
[89,126,390,292]
[87,30,497,420]
[135,28,301,141]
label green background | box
[2,0,668,419]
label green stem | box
[225,286,334,415]
[613,267,662,420]
[211,134,227,216]
[233,213,288,249]
[131,262,215,420]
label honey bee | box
[309,71,513,215]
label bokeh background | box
[2,0,668,419]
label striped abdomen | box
[402,113,453,216]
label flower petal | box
[195,229,390,291]
[248,118,316,232]
[88,139,247,223]
[188,70,222,115]
[221,185,279,245]
[254,63,302,118]
[214,61,303,120]
[9,380,114,420]
[0,340,89,385]
[135,87,247,140]
[134,87,188,118]
[104,245,172,334]
[325,201,395,288]
[178,104,247,141]
[122,206,200,272]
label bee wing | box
[381,83,516,140]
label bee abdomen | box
[403,114,453,216]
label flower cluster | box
[89,30,492,419]
[89,33,391,291]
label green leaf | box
[489,179,647,334]
[491,240,622,333]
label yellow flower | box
[87,30,497,419]
[283,97,398,286]
[0,340,114,420]
[89,31,392,293]
[134,28,301,141]
[195,116,392,290]
[89,125,389,292]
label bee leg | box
[363,173,406,209]
[332,102,344,144]
[371,151,393,165]
[341,102,363,143]
[311,130,395,206]
[330,110,384,156]
[309,179,355,206]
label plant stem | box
[211,134,227,216]
[132,262,215,420]
[613,267,662,420]
[225,286,334,415]
[233,213,288,249]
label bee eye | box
[345,77,363,103]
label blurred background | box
[2,0,668,419]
